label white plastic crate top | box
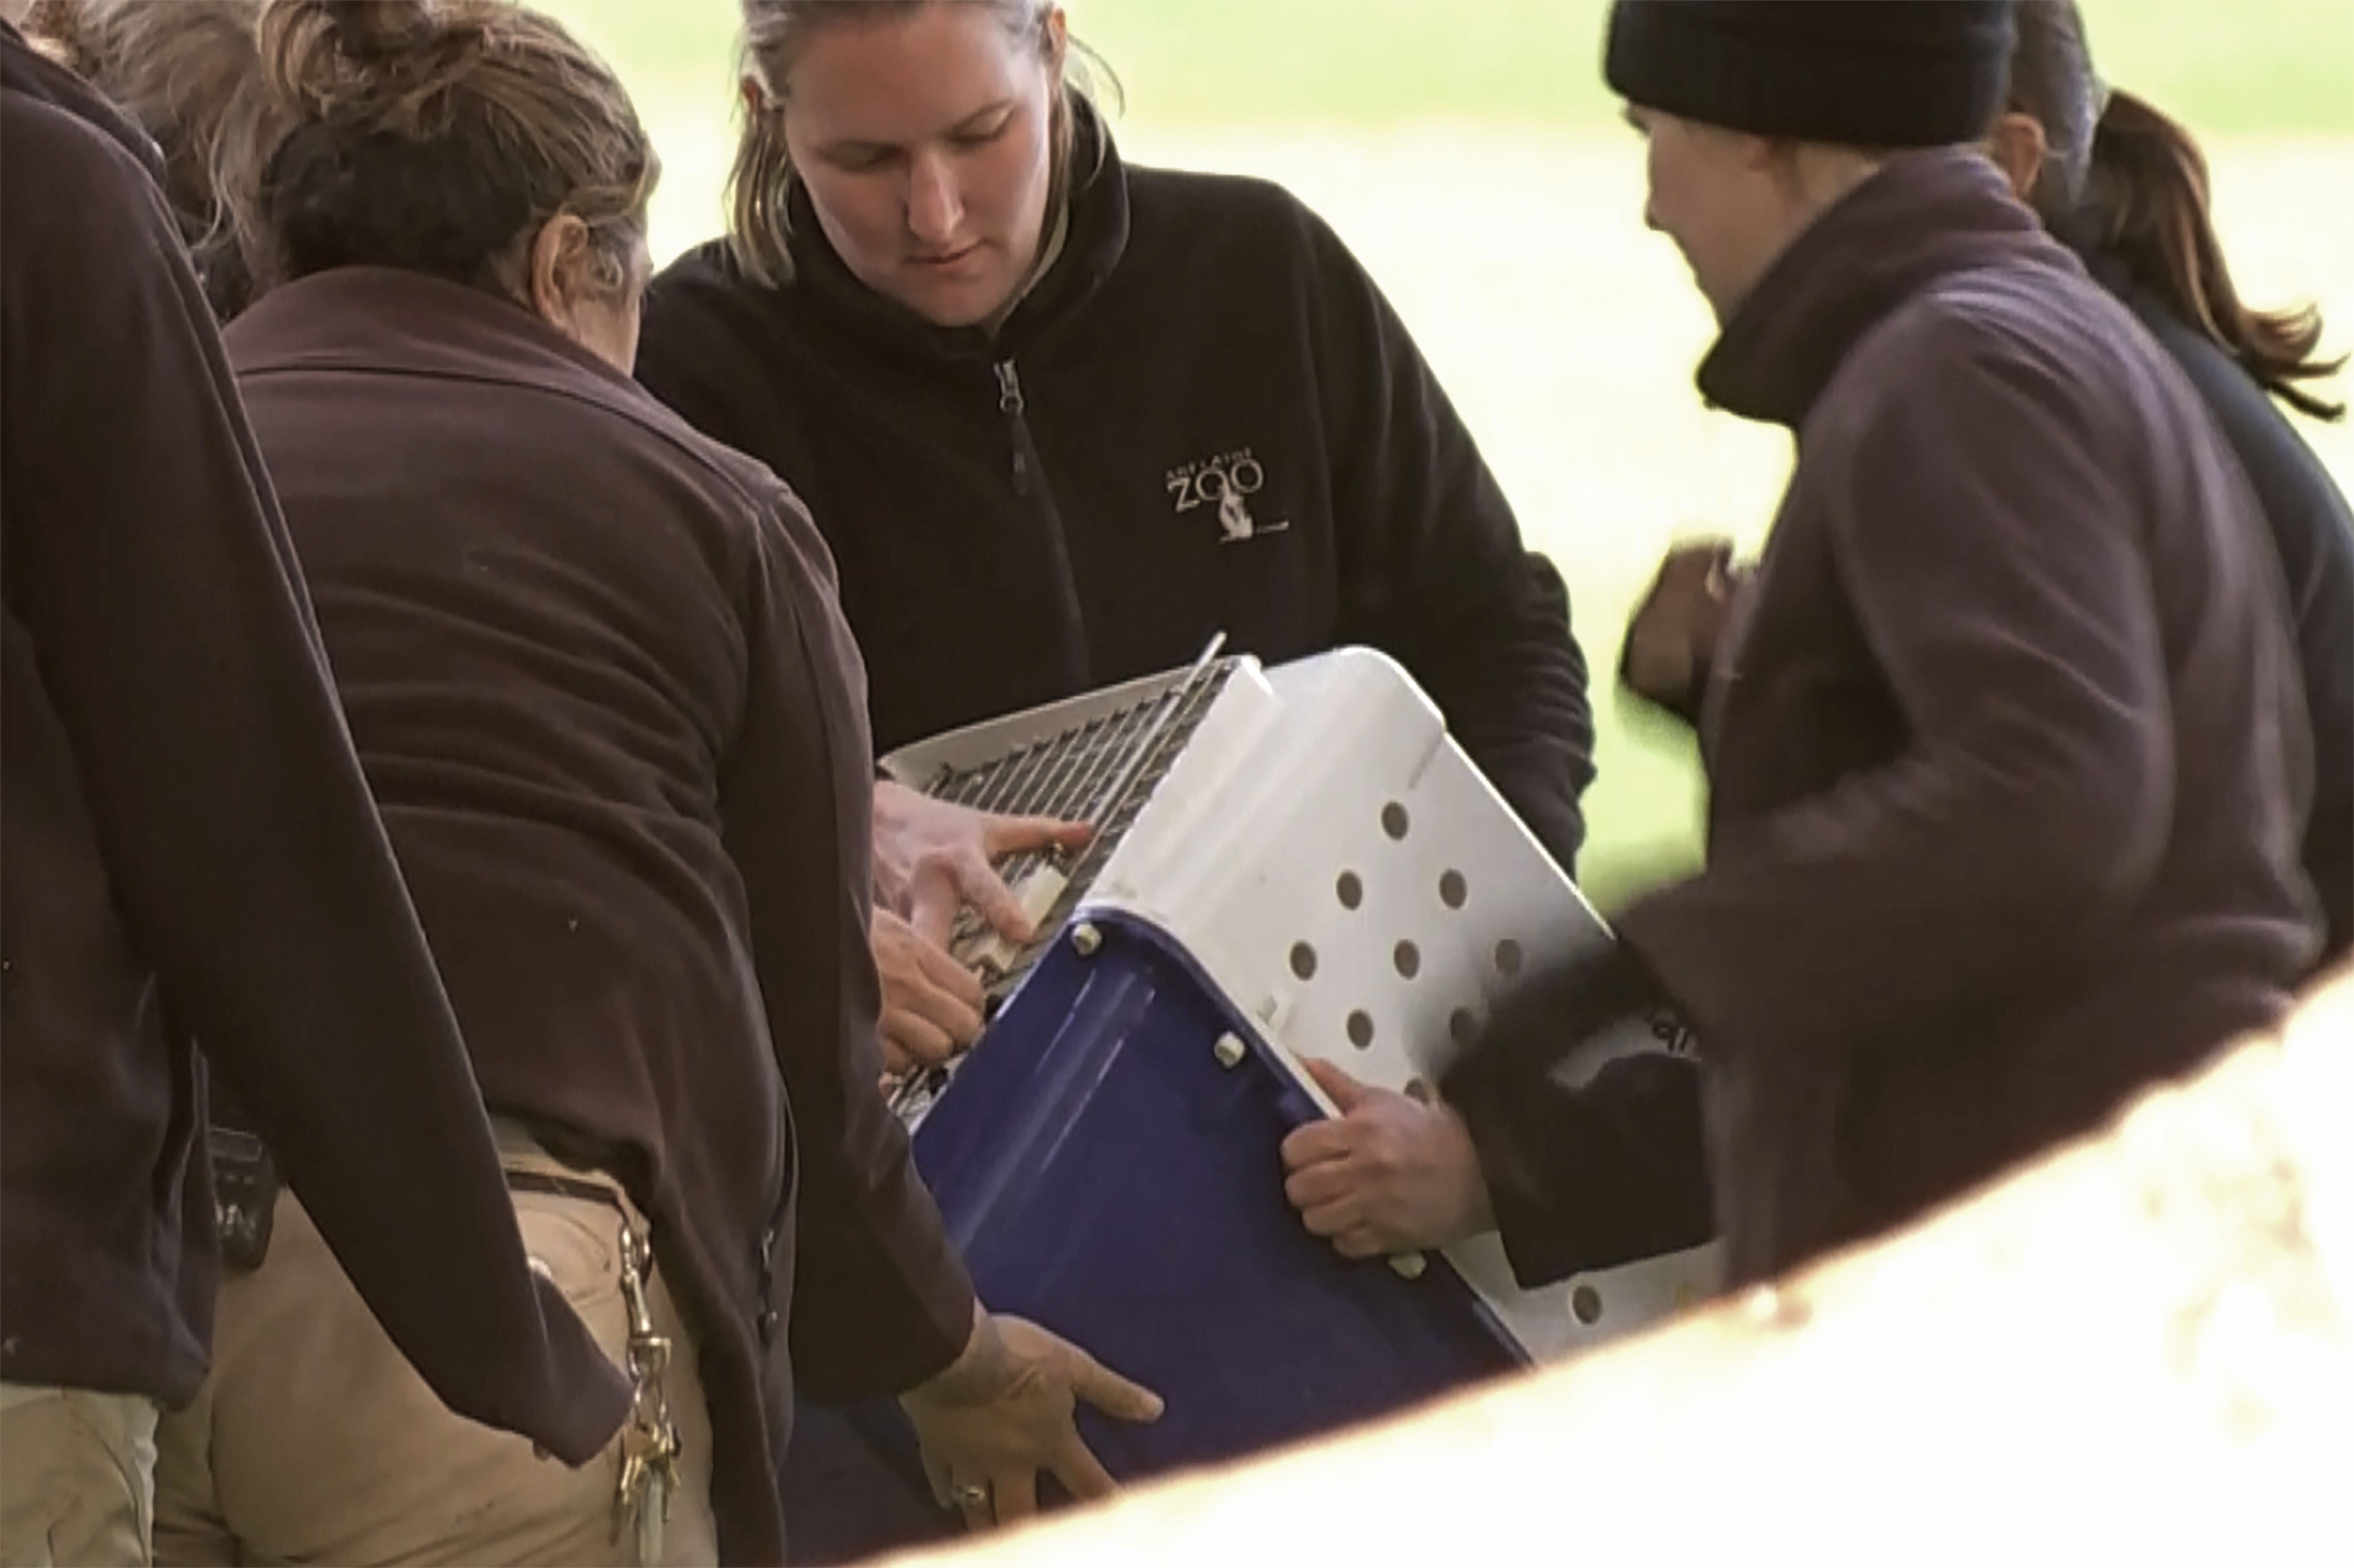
[883,646,1727,1363]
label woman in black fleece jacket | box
[632,0,1598,1084]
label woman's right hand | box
[899,1308,1164,1531]
[1620,537,1742,719]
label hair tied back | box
[259,0,493,137]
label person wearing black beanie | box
[1439,0,2323,1293]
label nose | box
[904,149,964,250]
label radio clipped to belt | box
[612,1218,682,1565]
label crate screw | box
[1213,1033,1246,1069]
[1070,922,1101,956]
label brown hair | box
[728,0,1118,289]
[21,0,275,320]
[2008,0,2344,421]
[237,0,657,308]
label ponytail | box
[2088,88,2346,421]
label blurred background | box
[544,0,2354,911]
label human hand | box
[1620,537,1742,716]
[872,781,1092,947]
[873,908,987,1076]
[1279,1057,1494,1258]
[900,1309,1164,1530]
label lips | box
[910,244,979,270]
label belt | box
[503,1167,631,1214]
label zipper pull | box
[994,359,1030,496]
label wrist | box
[908,1301,998,1407]
[1444,1107,1498,1236]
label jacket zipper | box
[994,359,1031,497]
[988,356,1089,687]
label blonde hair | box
[727,0,1117,289]
[237,0,657,304]
[22,0,275,318]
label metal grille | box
[888,648,1236,1122]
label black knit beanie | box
[1605,0,2017,148]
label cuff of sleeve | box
[1437,940,1663,1108]
[1456,1051,1713,1291]
[793,1255,979,1405]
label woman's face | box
[1629,104,1790,324]
[778,2,1064,330]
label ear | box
[1040,4,1069,86]
[738,73,768,118]
[1984,110,2050,204]
[525,212,590,332]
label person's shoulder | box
[1123,160,1359,273]
[1853,254,2134,410]
[638,236,805,390]
[644,237,776,329]
[611,375,794,514]
[1,84,166,233]
[0,87,184,326]
[2,28,167,185]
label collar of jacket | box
[226,266,645,410]
[781,96,1131,366]
[1696,148,2067,430]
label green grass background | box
[544,0,2354,911]
[554,0,2354,137]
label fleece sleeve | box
[720,499,977,1402]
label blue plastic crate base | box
[781,911,1529,1564]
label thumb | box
[1302,1056,1371,1113]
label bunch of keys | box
[612,1219,682,1565]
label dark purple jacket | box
[1452,151,2316,1290]
[0,24,627,1461]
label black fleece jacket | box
[634,107,1596,872]
[2075,248,2353,972]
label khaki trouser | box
[152,1122,718,1567]
[1,1383,161,1567]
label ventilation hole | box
[1438,869,1469,910]
[1336,871,1364,911]
[1494,938,1524,978]
[1403,1076,1433,1105]
[1570,1284,1603,1326]
[1380,801,1410,840]
[1392,940,1421,980]
[1290,942,1318,981]
[1448,1007,1480,1046]
[1345,1010,1376,1049]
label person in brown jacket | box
[147,2,1157,1564]
[1440,0,2321,1293]
[0,12,630,1567]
